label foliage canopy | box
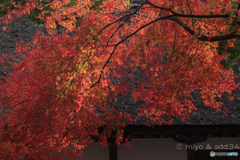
[0,0,240,159]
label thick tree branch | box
[146,0,230,19]
[169,16,240,41]
[89,3,239,90]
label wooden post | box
[187,143,195,160]
[109,143,118,160]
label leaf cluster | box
[217,39,240,75]
[0,0,103,29]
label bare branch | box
[186,0,194,31]
[89,46,117,89]
[97,4,144,35]
[146,0,175,14]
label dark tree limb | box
[89,2,240,89]
[168,16,240,41]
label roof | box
[1,14,240,126]
[110,65,240,125]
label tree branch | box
[89,3,239,90]
[169,16,240,41]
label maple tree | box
[1,0,240,159]
[0,0,103,29]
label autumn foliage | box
[1,0,240,159]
